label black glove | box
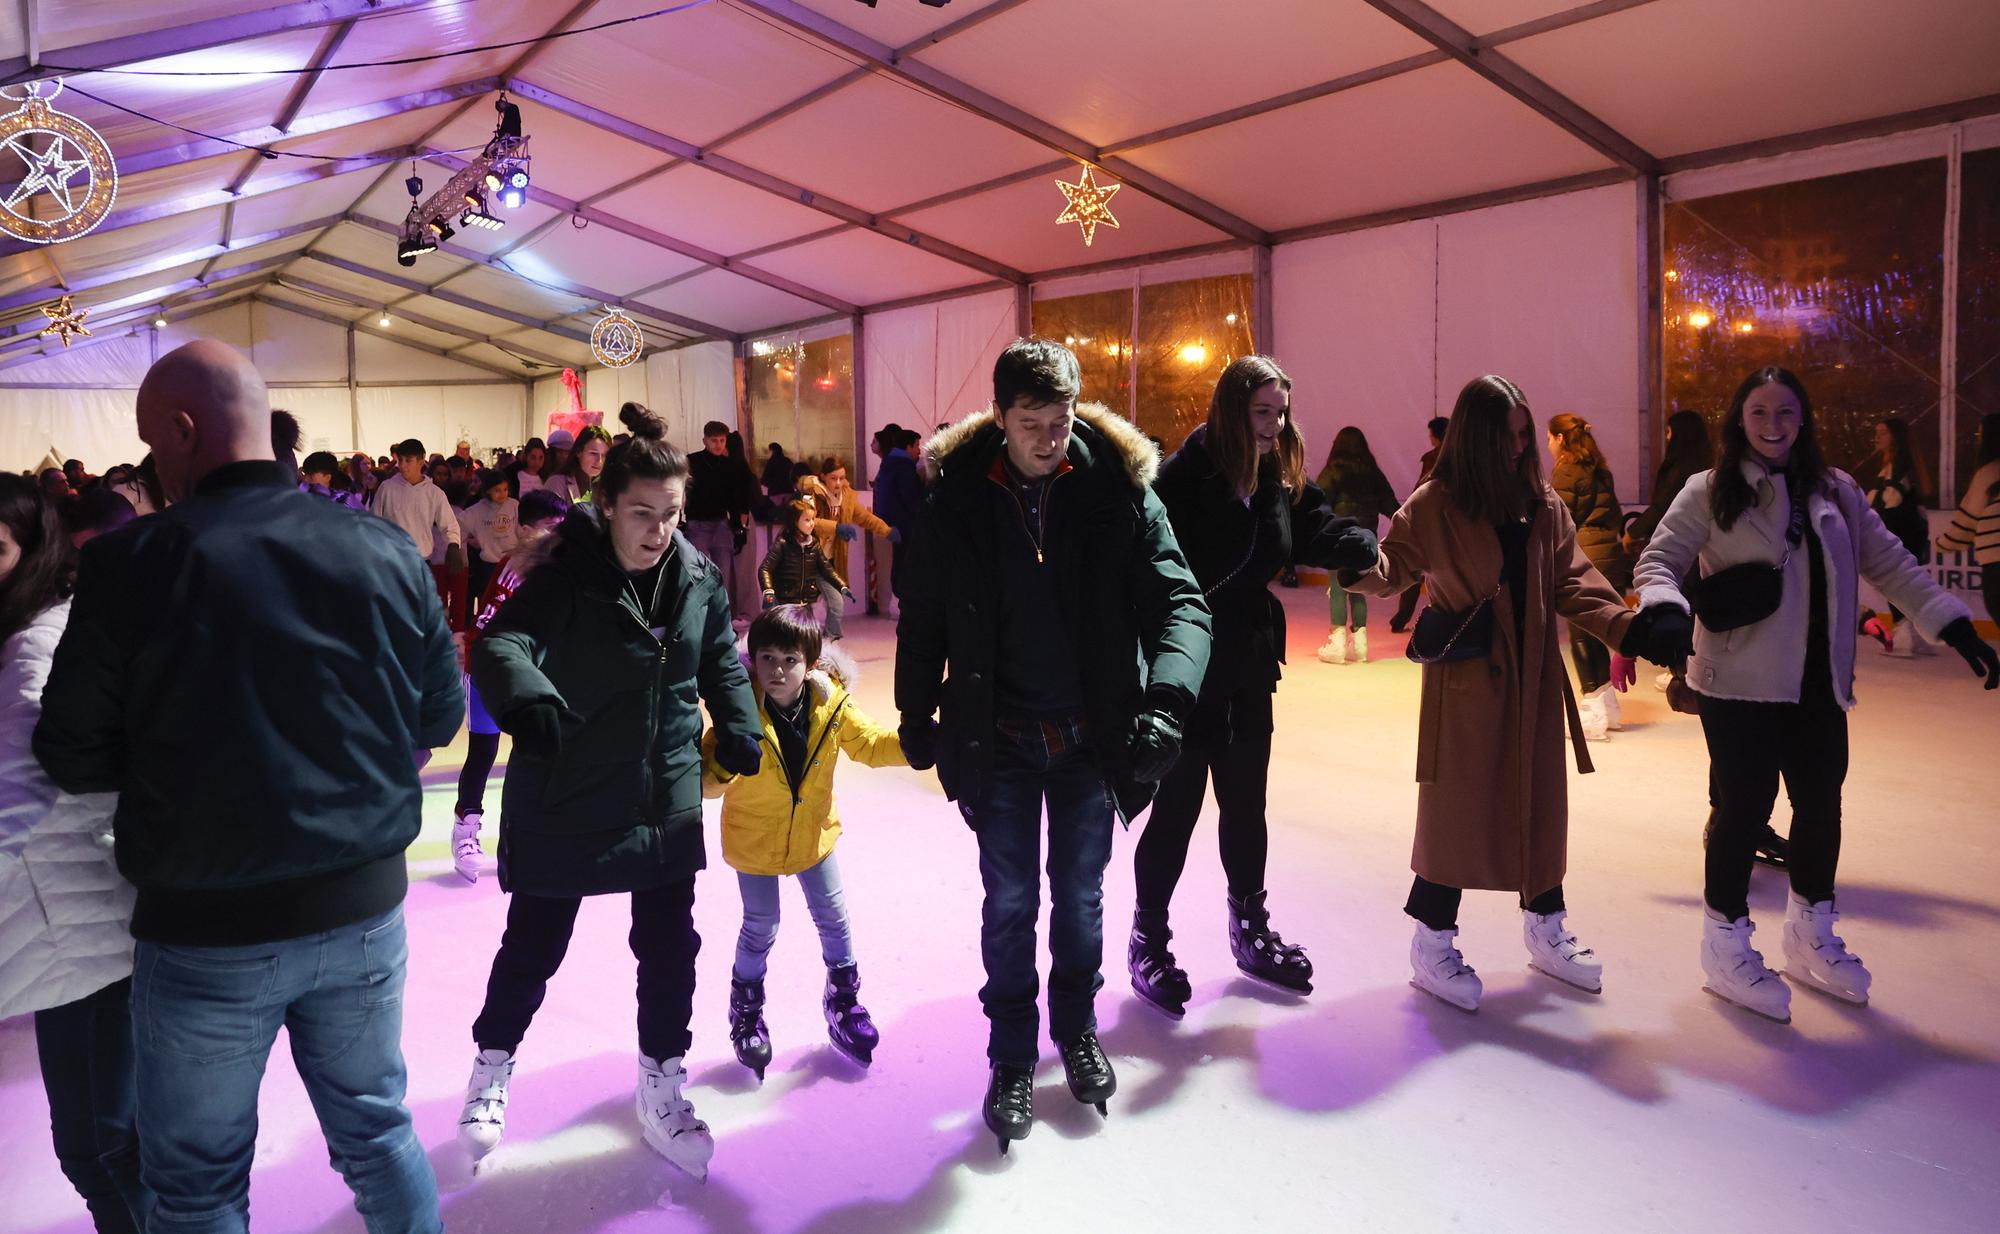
[1623,603,1693,671]
[1127,709,1184,783]
[714,733,763,777]
[1329,526,1380,572]
[1940,618,2000,690]
[899,716,938,771]
[503,702,567,759]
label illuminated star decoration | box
[4,136,90,214]
[37,294,91,347]
[1055,166,1121,247]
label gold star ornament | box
[1055,166,1121,247]
[37,294,91,347]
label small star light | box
[37,294,90,347]
[1055,166,1121,247]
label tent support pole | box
[1014,284,1031,339]
[1639,174,1661,501]
[347,324,360,456]
[851,313,868,471]
[1253,244,1274,356]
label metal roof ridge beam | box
[420,148,858,314]
[504,79,1026,284]
[1360,0,1657,172]
[727,0,1271,245]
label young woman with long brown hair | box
[1128,355,1379,1015]
[1341,375,1643,1011]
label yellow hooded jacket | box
[700,670,903,876]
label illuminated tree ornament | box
[37,294,92,347]
[0,80,118,245]
[1055,166,1121,248]
[590,309,643,368]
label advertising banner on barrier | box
[1860,509,1992,636]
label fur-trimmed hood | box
[922,401,1160,492]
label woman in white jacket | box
[0,473,146,1233]
[1630,368,1998,1025]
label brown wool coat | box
[1347,481,1636,896]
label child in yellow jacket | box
[700,604,905,1077]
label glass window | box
[1955,145,2000,500]
[746,333,854,479]
[1029,288,1133,412]
[1663,160,1948,485]
[1136,274,1254,453]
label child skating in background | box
[701,604,905,1078]
[760,499,853,614]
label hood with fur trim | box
[922,401,1160,492]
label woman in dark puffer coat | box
[1548,413,1632,736]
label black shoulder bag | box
[1685,479,1806,632]
[1405,584,1501,664]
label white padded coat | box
[0,599,135,1019]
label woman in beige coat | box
[1344,375,1638,1011]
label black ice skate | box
[1228,890,1314,995]
[728,978,772,1082]
[983,1063,1035,1154]
[1753,823,1790,869]
[1058,1031,1117,1116]
[823,963,879,1066]
[1128,909,1192,1019]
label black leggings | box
[1132,689,1274,910]
[473,880,700,1061]
[35,979,149,1234]
[1698,676,1847,920]
[456,731,502,816]
[1404,877,1564,932]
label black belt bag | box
[1687,480,1807,633]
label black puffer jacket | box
[471,507,759,896]
[1315,457,1400,527]
[1551,458,1631,591]
[1155,427,1378,699]
[895,404,1212,825]
[759,531,847,605]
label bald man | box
[35,340,459,1234]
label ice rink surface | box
[4,588,1996,1234]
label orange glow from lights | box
[1178,343,1208,365]
[1687,310,1713,330]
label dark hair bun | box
[619,402,667,440]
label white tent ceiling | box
[1,0,1996,377]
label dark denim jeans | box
[972,730,1117,1067]
[35,977,152,1234]
[131,906,438,1234]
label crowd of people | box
[3,335,1998,1230]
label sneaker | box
[1351,628,1369,663]
[1317,627,1348,665]
[637,1053,713,1181]
[1782,893,1870,1005]
[1409,923,1482,1012]
[457,1049,514,1160]
[452,812,484,884]
[1700,908,1791,1023]
[1523,910,1603,992]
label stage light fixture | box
[378,311,392,328]
[391,92,528,262]
[484,169,503,192]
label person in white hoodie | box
[1630,367,1998,1024]
[0,473,147,1233]
[370,436,465,624]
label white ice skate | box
[457,1049,514,1161]
[1782,893,1871,1005]
[1701,909,1791,1023]
[1410,923,1482,1012]
[637,1053,713,1181]
[1317,627,1348,664]
[452,813,484,884]
[1523,910,1603,993]
[1351,628,1370,663]
[1577,691,1610,742]
[1595,685,1622,731]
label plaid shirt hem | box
[994,713,1091,758]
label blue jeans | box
[972,731,1116,1066]
[131,907,438,1234]
[733,851,855,982]
[820,583,845,640]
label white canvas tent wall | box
[2,0,1997,488]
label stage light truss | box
[397,96,531,265]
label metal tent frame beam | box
[0,251,299,343]
[0,216,337,316]
[253,295,531,382]
[0,287,266,372]
[729,0,1271,245]
[503,81,1027,285]
[1361,0,1657,172]
[297,251,604,345]
[339,213,739,343]
[0,0,436,87]
[270,273,575,371]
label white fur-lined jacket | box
[1633,461,1969,707]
